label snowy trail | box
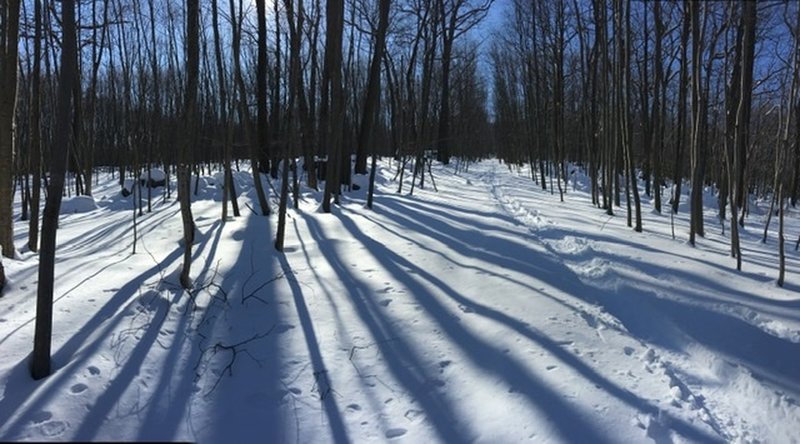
[473,161,800,443]
[277,164,725,442]
[1,159,799,443]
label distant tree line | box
[0,0,495,377]
[492,0,799,282]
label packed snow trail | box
[0,159,799,442]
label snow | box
[1,159,799,443]
[139,168,166,184]
[59,195,98,214]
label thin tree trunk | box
[672,4,689,215]
[178,0,200,289]
[32,0,76,380]
[0,0,21,260]
[365,0,391,209]
[778,184,786,286]
[28,0,42,252]
[322,0,345,212]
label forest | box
[1,0,800,442]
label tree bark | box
[322,0,345,213]
[357,0,391,178]
[178,0,200,289]
[32,0,77,380]
[0,0,21,260]
[672,3,690,215]
[28,0,42,252]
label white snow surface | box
[139,168,167,183]
[1,159,799,443]
[58,195,98,214]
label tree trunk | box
[357,0,391,178]
[178,0,200,289]
[689,0,705,246]
[730,0,756,270]
[0,0,21,260]
[32,0,76,380]
[672,4,689,215]
[276,0,305,251]
[242,0,271,215]
[322,0,345,213]
[28,0,42,252]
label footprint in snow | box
[87,366,101,376]
[380,299,392,307]
[426,378,446,389]
[40,420,68,437]
[30,411,53,424]
[580,312,598,328]
[346,404,362,413]
[276,324,295,334]
[623,346,635,356]
[386,428,407,439]
[458,304,475,314]
[405,409,423,422]
[70,383,88,394]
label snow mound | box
[139,168,166,183]
[757,318,800,343]
[548,235,591,256]
[59,195,98,214]
[568,257,611,279]
[191,176,217,200]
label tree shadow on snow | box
[334,199,724,443]
[0,214,290,442]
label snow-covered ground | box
[1,159,799,443]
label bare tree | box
[32,0,78,379]
[365,0,391,209]
[725,0,757,270]
[276,0,305,251]
[688,0,706,246]
[672,3,690,215]
[27,0,43,253]
[0,0,21,264]
[210,0,240,220]
[436,0,493,165]
[178,0,200,289]
[322,0,345,212]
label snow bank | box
[139,168,167,185]
[59,195,98,214]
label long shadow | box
[337,212,721,443]
[600,276,800,395]
[71,294,170,439]
[277,250,350,443]
[357,211,628,336]
[292,221,352,355]
[197,215,288,444]
[392,195,754,287]
[383,196,800,325]
[132,219,225,441]
[303,213,475,443]
[484,171,800,292]
[386,193,540,239]
[0,223,216,437]
[292,219,394,434]
[0,213,289,442]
